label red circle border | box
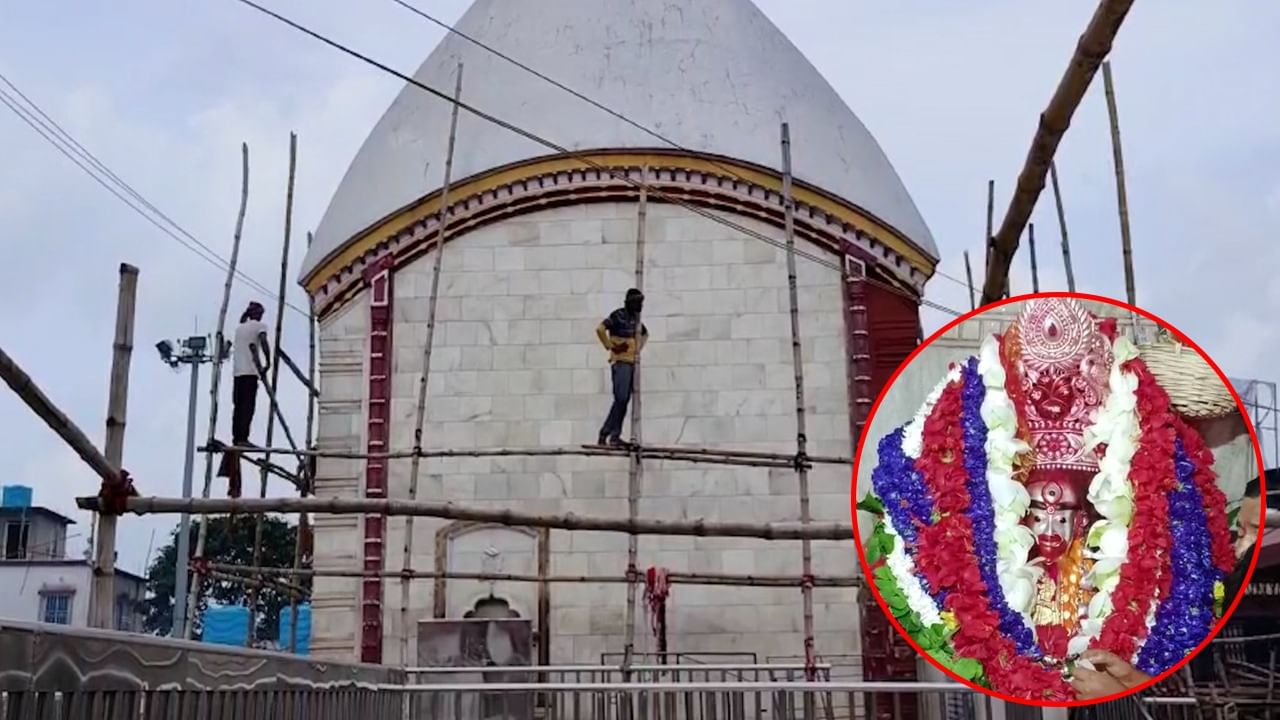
[847,291,1269,709]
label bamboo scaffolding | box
[203,568,307,599]
[288,230,320,654]
[963,250,976,311]
[247,131,297,645]
[400,62,464,666]
[1102,61,1137,310]
[91,263,139,630]
[1028,222,1040,293]
[209,439,303,490]
[982,0,1137,304]
[199,442,849,467]
[1049,160,1077,292]
[250,352,303,459]
[206,562,861,589]
[621,167,648,674]
[75,495,856,541]
[780,124,816,692]
[185,143,249,639]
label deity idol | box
[1001,299,1117,648]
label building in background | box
[0,485,145,630]
[302,0,935,678]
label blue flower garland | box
[1134,438,1223,675]
[960,358,1041,658]
[871,427,936,546]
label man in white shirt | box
[231,301,270,446]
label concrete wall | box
[310,201,857,665]
[0,563,145,630]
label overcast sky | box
[1,0,1276,575]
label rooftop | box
[0,505,75,526]
[304,0,936,279]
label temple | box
[302,0,936,673]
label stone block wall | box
[311,201,857,665]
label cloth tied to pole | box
[644,566,670,640]
[98,469,138,515]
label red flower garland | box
[912,380,1073,700]
[1171,417,1236,574]
[1090,358,1177,659]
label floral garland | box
[1133,438,1223,674]
[862,325,1233,700]
[976,337,1040,628]
[913,379,1072,700]
[1173,418,1237,574]
[1075,335,1141,655]
[1088,357,1178,660]
[961,358,1040,657]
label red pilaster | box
[361,256,394,664]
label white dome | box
[303,0,937,279]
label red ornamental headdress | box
[1000,298,1119,477]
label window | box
[115,594,135,632]
[3,521,29,559]
[41,592,72,625]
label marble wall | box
[310,201,859,665]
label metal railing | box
[8,621,1278,720]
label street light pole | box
[156,334,219,638]
[172,357,201,638]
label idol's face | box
[1024,502,1080,563]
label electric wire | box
[0,73,309,318]
[387,0,976,299]
[233,0,963,318]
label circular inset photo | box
[850,293,1266,707]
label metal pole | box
[173,358,201,637]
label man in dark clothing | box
[595,289,647,447]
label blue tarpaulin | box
[278,604,311,655]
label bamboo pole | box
[287,230,319,654]
[0,347,118,484]
[276,348,319,398]
[1028,223,1040,293]
[1049,161,1077,292]
[622,167,648,674]
[207,562,862,588]
[963,251,976,311]
[986,180,1003,298]
[91,263,139,629]
[1102,61,1137,310]
[400,62,464,666]
[185,143,249,638]
[210,440,303,489]
[981,0,1137,304]
[247,131,297,645]
[250,352,302,460]
[75,495,857,541]
[780,124,816,692]
[200,443,851,467]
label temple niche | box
[302,0,937,672]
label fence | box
[12,621,1278,720]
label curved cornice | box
[307,151,936,318]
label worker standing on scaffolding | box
[595,289,647,447]
[232,301,271,446]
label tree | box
[144,515,309,642]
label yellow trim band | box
[305,152,936,295]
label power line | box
[233,0,962,317]
[387,0,974,299]
[0,72,308,318]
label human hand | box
[1070,667,1128,700]
[1079,650,1151,689]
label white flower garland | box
[1069,335,1141,657]
[902,365,963,459]
[977,338,1041,628]
[881,514,945,628]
